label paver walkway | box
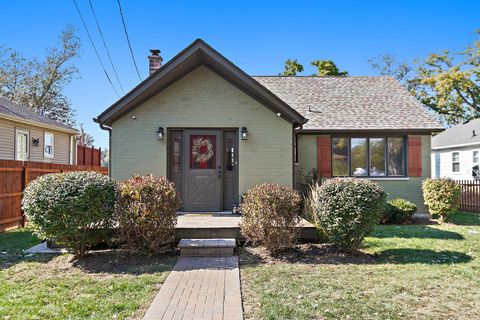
[143,256,243,320]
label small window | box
[452,152,460,173]
[351,138,367,176]
[370,138,386,176]
[473,151,479,164]
[387,138,405,176]
[332,137,349,176]
[44,132,54,158]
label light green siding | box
[111,66,293,198]
[295,134,432,213]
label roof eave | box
[0,114,78,134]
[297,127,445,134]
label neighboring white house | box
[432,119,480,180]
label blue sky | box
[1,0,478,148]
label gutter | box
[432,141,480,150]
[93,118,112,176]
[0,114,78,134]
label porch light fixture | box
[156,127,164,140]
[241,127,248,140]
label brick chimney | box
[148,49,163,75]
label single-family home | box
[432,119,480,180]
[0,98,78,164]
[95,39,443,213]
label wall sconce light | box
[241,127,248,140]
[157,127,164,140]
[32,138,40,147]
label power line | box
[116,0,142,81]
[72,0,120,97]
[88,0,125,94]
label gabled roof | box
[0,98,77,133]
[432,119,480,150]
[254,76,444,133]
[95,39,307,126]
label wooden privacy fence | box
[455,180,480,213]
[0,160,108,232]
[77,145,101,166]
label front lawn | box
[0,229,176,319]
[240,212,480,320]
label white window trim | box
[44,131,55,158]
[15,129,30,161]
[452,152,460,173]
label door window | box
[225,137,235,171]
[172,132,182,173]
[16,130,29,161]
[190,135,216,169]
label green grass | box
[241,212,480,320]
[0,230,176,319]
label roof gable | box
[96,39,306,126]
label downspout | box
[93,118,112,177]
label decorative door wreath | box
[191,136,215,169]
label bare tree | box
[0,26,80,126]
[367,53,412,82]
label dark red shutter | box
[317,136,332,177]
[408,136,422,177]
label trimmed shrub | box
[381,198,417,224]
[116,175,180,254]
[422,178,461,218]
[314,178,386,251]
[22,171,117,258]
[240,183,301,252]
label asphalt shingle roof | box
[253,76,443,131]
[0,97,76,131]
[432,119,480,149]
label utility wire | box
[88,0,125,94]
[72,0,120,97]
[116,0,142,81]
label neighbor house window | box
[473,151,479,177]
[15,129,29,161]
[44,132,54,158]
[452,152,460,173]
[331,136,406,177]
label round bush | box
[22,171,117,257]
[116,175,181,254]
[240,183,301,252]
[314,178,386,251]
[422,178,461,218]
[382,198,417,224]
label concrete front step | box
[178,238,236,256]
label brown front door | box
[183,130,222,211]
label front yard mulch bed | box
[240,212,480,320]
[0,229,176,319]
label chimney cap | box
[149,49,161,56]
